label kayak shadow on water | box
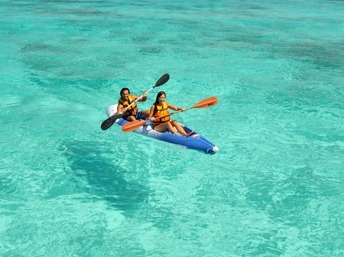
[58,140,149,214]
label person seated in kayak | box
[149,91,193,137]
[117,88,150,121]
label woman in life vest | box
[117,88,150,121]
[149,91,193,137]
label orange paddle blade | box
[122,120,148,133]
[191,96,218,109]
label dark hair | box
[154,91,166,105]
[120,88,130,96]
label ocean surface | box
[1,0,343,256]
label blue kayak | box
[107,105,219,155]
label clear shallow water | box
[1,0,344,256]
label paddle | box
[122,96,218,133]
[100,73,170,130]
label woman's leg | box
[170,120,193,137]
[154,122,178,134]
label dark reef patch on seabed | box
[57,140,149,215]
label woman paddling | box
[149,91,193,137]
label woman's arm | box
[168,103,185,111]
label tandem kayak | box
[107,105,219,155]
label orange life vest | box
[153,102,170,125]
[118,95,138,117]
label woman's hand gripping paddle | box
[122,96,218,133]
[100,73,170,130]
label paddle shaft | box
[100,73,169,130]
[122,96,218,132]
[151,108,188,121]
[116,73,169,118]
[121,110,184,133]
[150,96,218,121]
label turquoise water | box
[1,0,344,256]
